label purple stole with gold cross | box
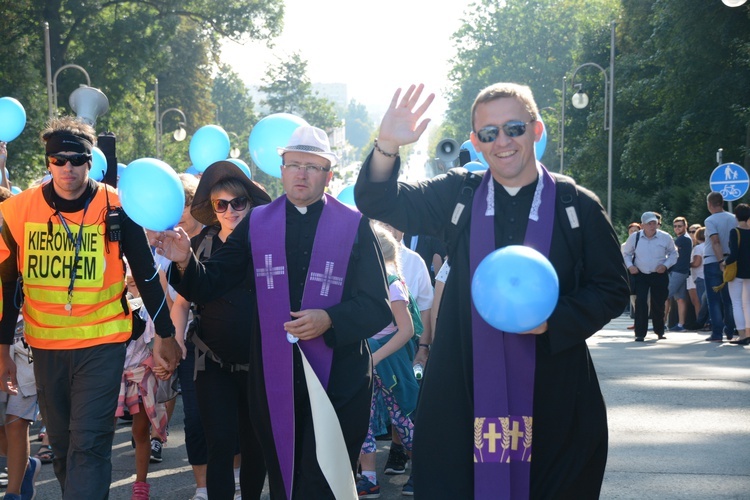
[250,194,361,499]
[470,165,556,499]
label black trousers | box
[634,271,669,337]
[195,358,267,499]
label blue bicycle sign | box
[710,163,748,202]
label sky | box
[220,0,470,122]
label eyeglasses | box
[211,196,249,213]
[475,120,534,143]
[282,163,331,174]
[688,230,696,234]
[47,153,91,167]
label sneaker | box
[401,474,414,496]
[191,491,208,500]
[132,481,150,500]
[150,438,163,463]
[670,325,686,332]
[356,476,380,499]
[384,444,408,475]
[20,457,41,500]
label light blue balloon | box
[189,125,231,173]
[535,117,547,160]
[336,185,356,207]
[476,152,489,168]
[471,245,559,333]
[117,162,127,178]
[10,186,21,195]
[185,165,199,175]
[118,158,185,231]
[90,147,107,181]
[461,140,478,161]
[227,158,252,179]
[248,113,308,178]
[0,97,26,142]
[464,161,486,173]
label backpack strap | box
[445,171,483,258]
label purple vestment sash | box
[470,165,556,499]
[250,194,361,499]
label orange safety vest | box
[0,183,131,349]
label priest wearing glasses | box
[152,125,391,499]
[354,83,628,499]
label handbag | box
[714,228,740,292]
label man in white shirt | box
[622,211,679,341]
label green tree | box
[344,100,374,155]
[0,0,283,187]
[259,52,341,131]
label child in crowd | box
[357,225,421,499]
[115,264,173,499]
[0,315,41,500]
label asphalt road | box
[15,315,750,499]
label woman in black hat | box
[170,161,271,500]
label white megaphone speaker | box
[69,85,109,127]
[436,138,460,164]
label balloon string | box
[144,259,167,322]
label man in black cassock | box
[354,83,628,499]
[152,126,391,499]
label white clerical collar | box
[486,162,545,221]
[295,206,308,214]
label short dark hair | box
[0,186,12,202]
[734,203,750,222]
[707,191,724,208]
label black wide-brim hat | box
[190,160,272,226]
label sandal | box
[34,445,55,464]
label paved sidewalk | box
[20,315,750,498]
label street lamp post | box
[228,132,241,159]
[563,21,615,216]
[45,22,92,119]
[154,78,187,159]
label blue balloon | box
[461,140,478,161]
[0,97,26,142]
[90,147,107,182]
[185,165,199,175]
[189,125,231,173]
[117,162,127,178]
[535,117,547,160]
[248,113,308,178]
[336,185,356,207]
[118,158,185,231]
[471,245,559,333]
[227,158,252,179]
[10,186,21,195]
[476,152,489,168]
[464,161,486,173]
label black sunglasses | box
[475,120,534,143]
[211,196,249,213]
[47,153,91,167]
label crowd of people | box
[0,78,741,500]
[621,198,750,345]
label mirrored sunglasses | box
[476,120,534,143]
[47,153,91,167]
[211,196,249,213]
